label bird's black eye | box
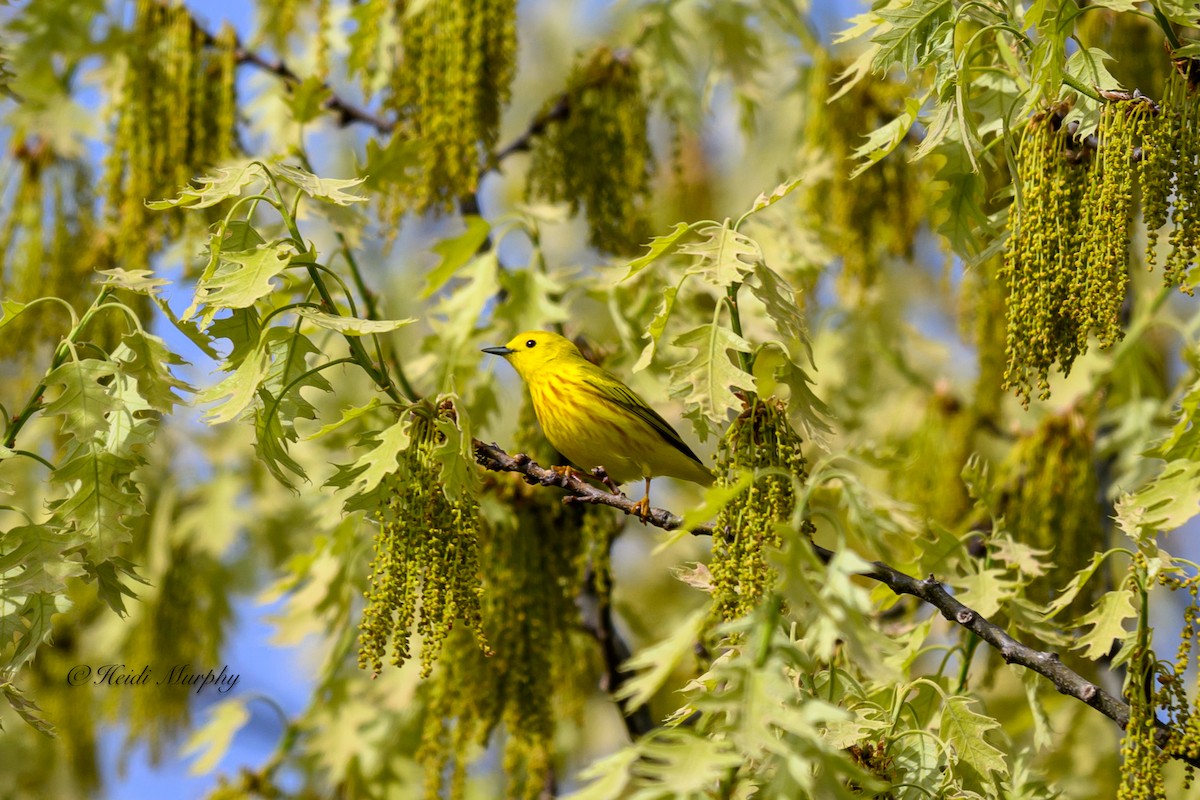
[525,339,536,348]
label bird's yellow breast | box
[525,372,707,486]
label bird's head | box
[482,330,582,381]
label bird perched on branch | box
[482,330,713,518]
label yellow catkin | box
[1118,556,1166,800]
[999,406,1103,609]
[801,53,927,289]
[416,399,605,800]
[357,405,488,678]
[1162,62,1200,291]
[526,47,654,254]
[710,397,812,625]
[893,389,975,528]
[389,0,518,212]
[999,102,1141,405]
[105,0,240,272]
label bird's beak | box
[481,345,515,356]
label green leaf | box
[253,332,334,487]
[0,298,27,332]
[1020,668,1054,751]
[1,592,68,672]
[871,0,953,72]
[294,307,416,335]
[209,307,263,368]
[330,416,414,503]
[1042,549,1124,619]
[431,396,480,500]
[148,162,264,209]
[286,75,332,124]
[748,262,808,349]
[273,163,367,205]
[849,95,923,177]
[0,523,85,595]
[744,173,806,217]
[85,557,147,617]
[680,223,762,288]
[668,323,756,440]
[189,243,296,325]
[1158,0,1200,24]
[358,133,424,192]
[613,607,707,711]
[1115,459,1200,542]
[939,695,1008,788]
[196,332,273,425]
[303,398,381,441]
[951,567,1017,618]
[50,450,142,554]
[561,747,638,800]
[184,699,250,775]
[41,359,122,445]
[112,331,193,413]
[1,682,55,736]
[1071,587,1137,660]
[931,142,992,259]
[1087,0,1137,11]
[95,268,168,295]
[621,222,691,282]
[633,730,743,792]
[493,266,569,332]
[421,216,492,298]
[632,282,681,373]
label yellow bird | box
[483,331,714,518]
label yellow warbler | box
[483,330,713,517]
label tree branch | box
[472,440,1200,768]
[578,567,656,739]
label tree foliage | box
[3,1,1200,798]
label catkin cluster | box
[121,545,229,763]
[963,256,1009,419]
[892,391,974,528]
[357,406,487,678]
[0,144,91,357]
[417,402,608,800]
[802,54,926,288]
[1142,64,1200,290]
[711,397,812,624]
[1000,101,1147,404]
[998,407,1102,608]
[527,47,653,254]
[103,0,238,271]
[385,0,516,213]
[1115,562,1200,796]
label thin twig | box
[472,440,1200,768]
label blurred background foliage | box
[2,0,1200,798]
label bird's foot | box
[630,495,651,524]
[590,466,622,495]
[551,464,587,483]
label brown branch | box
[232,46,394,133]
[184,10,394,133]
[579,567,656,739]
[472,440,1200,768]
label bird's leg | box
[630,476,652,523]
[590,466,622,495]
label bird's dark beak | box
[481,346,515,356]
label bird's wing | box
[580,375,705,466]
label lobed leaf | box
[294,307,416,335]
[668,323,756,441]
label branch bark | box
[473,440,1199,769]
